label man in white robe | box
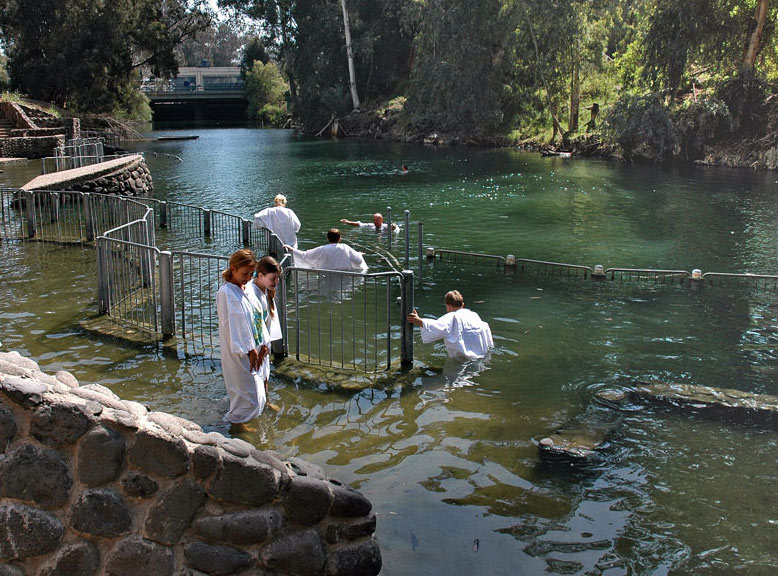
[407,290,493,361]
[284,228,368,272]
[253,194,302,249]
[340,212,399,233]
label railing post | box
[404,210,410,268]
[242,219,251,245]
[268,232,283,258]
[83,193,94,241]
[25,190,36,238]
[386,205,392,250]
[273,268,288,357]
[417,221,424,283]
[400,270,414,367]
[51,192,60,223]
[159,251,176,337]
[204,209,211,236]
[97,239,110,314]
[159,201,168,228]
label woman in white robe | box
[250,256,283,411]
[217,249,268,431]
[252,194,301,249]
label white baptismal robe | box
[291,242,368,273]
[253,206,301,249]
[419,308,494,361]
[249,282,282,382]
[217,282,266,423]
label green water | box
[3,128,778,575]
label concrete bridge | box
[144,66,248,122]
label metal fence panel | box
[0,189,25,240]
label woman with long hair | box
[216,249,268,431]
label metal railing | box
[283,267,414,372]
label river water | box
[2,128,778,575]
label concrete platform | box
[21,154,143,191]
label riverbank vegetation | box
[1,0,777,166]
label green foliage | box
[671,97,731,160]
[0,0,211,117]
[240,36,270,77]
[716,70,767,135]
[406,0,516,139]
[245,60,287,125]
[0,54,8,91]
[603,93,677,161]
[177,19,249,67]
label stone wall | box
[0,351,381,576]
[0,135,66,159]
[67,157,154,196]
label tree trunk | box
[743,0,770,71]
[569,59,580,133]
[340,0,361,111]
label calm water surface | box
[2,128,778,575]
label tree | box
[177,19,248,67]
[0,0,212,115]
[406,0,516,139]
[240,36,270,77]
[245,59,288,124]
[340,0,360,110]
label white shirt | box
[419,308,493,361]
[253,206,301,249]
[356,221,399,233]
[290,242,368,272]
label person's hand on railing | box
[407,309,423,327]
[282,244,294,252]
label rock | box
[39,541,100,576]
[0,504,63,560]
[127,428,190,478]
[77,425,126,487]
[284,475,332,526]
[260,529,325,575]
[121,471,159,499]
[69,489,132,537]
[192,444,221,480]
[329,481,372,518]
[0,443,72,508]
[143,479,205,545]
[0,401,18,452]
[104,537,174,576]
[184,541,254,575]
[192,509,283,545]
[208,454,279,506]
[30,401,90,446]
[325,538,382,576]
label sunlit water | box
[2,128,778,575]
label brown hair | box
[326,228,341,243]
[444,290,464,308]
[222,249,257,283]
[256,255,282,316]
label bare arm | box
[340,218,360,227]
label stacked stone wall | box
[0,351,381,576]
[0,135,66,159]
[69,158,154,196]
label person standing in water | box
[250,256,283,412]
[216,249,268,432]
[253,194,302,249]
[340,212,399,232]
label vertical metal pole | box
[84,193,94,241]
[25,190,36,238]
[400,270,414,367]
[242,219,251,245]
[51,192,60,223]
[404,210,410,268]
[159,251,175,337]
[268,232,283,258]
[417,222,424,284]
[386,205,392,251]
[204,209,211,236]
[159,201,168,228]
[273,268,288,357]
[97,240,109,314]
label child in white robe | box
[251,256,284,411]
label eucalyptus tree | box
[0,0,213,115]
[406,0,518,140]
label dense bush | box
[603,93,678,162]
[671,97,731,160]
[245,61,288,126]
[716,71,767,136]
